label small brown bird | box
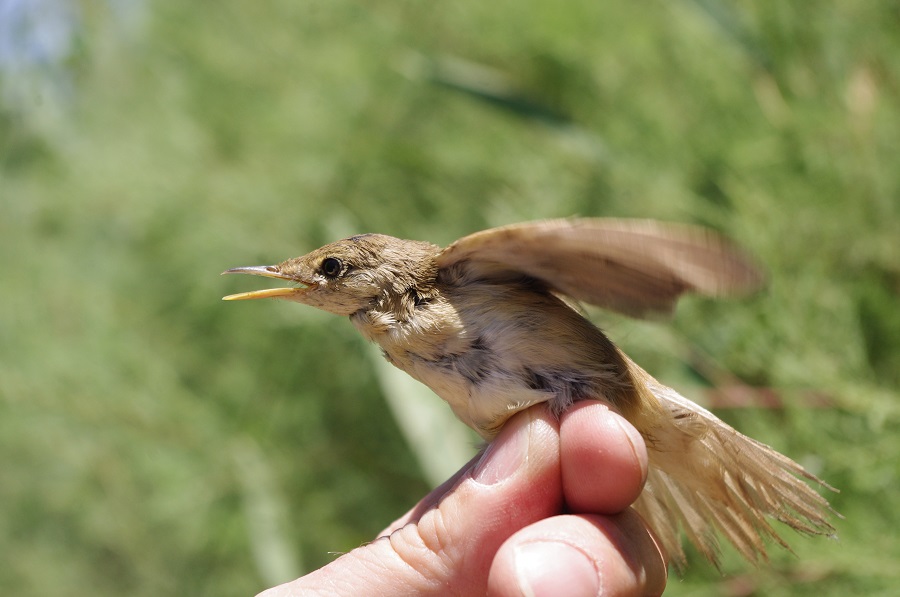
[223,218,836,566]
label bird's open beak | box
[221,265,314,301]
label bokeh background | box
[2,1,899,595]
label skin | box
[256,401,667,597]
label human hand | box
[257,401,667,596]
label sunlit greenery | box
[1,1,898,595]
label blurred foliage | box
[1,0,899,595]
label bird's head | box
[223,234,441,316]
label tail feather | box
[628,366,837,568]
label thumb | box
[257,407,563,597]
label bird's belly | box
[362,284,630,437]
[402,354,551,439]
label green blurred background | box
[2,1,898,595]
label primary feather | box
[436,218,764,317]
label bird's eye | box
[321,257,343,278]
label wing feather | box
[631,366,837,567]
[436,218,763,317]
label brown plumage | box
[223,218,836,567]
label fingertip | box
[560,401,649,514]
[488,513,667,597]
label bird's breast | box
[352,283,636,438]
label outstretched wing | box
[436,218,763,317]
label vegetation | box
[1,1,898,595]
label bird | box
[222,217,836,567]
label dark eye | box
[321,257,343,278]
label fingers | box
[487,512,668,597]
[257,400,664,596]
[484,402,665,597]
[257,407,564,597]
[560,401,649,514]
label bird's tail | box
[625,360,838,568]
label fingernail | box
[514,541,600,597]
[612,414,647,485]
[473,413,530,485]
